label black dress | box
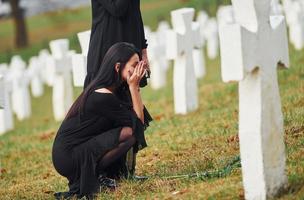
[85,0,148,86]
[52,92,147,197]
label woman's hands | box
[127,61,147,89]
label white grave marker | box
[219,0,289,199]
[41,49,56,86]
[72,30,90,87]
[156,21,170,72]
[10,55,31,121]
[0,74,4,109]
[197,10,209,46]
[149,32,167,90]
[204,18,219,59]
[166,8,199,114]
[287,1,304,50]
[217,5,235,25]
[192,22,206,79]
[28,56,44,97]
[49,39,74,121]
[0,64,14,134]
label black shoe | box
[98,174,117,190]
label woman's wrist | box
[129,85,140,92]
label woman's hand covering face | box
[127,61,146,88]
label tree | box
[6,0,29,48]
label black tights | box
[97,127,135,173]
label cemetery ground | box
[0,48,303,199]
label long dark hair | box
[65,42,141,120]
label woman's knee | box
[119,127,133,142]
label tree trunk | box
[10,0,28,48]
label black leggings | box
[97,127,136,174]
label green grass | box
[0,1,304,199]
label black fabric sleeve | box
[138,9,148,49]
[95,95,133,128]
[97,0,131,17]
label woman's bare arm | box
[127,61,146,123]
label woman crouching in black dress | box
[52,42,149,199]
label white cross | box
[28,56,44,98]
[9,56,32,121]
[166,8,199,114]
[0,64,14,134]
[72,30,90,87]
[192,21,206,79]
[49,39,74,121]
[285,1,304,50]
[217,5,235,26]
[219,0,289,199]
[197,10,209,47]
[156,21,170,72]
[149,31,167,90]
[0,74,4,109]
[204,18,219,59]
[38,49,53,86]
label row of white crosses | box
[0,56,31,135]
[0,37,79,134]
[145,11,209,93]
[219,0,289,199]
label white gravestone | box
[10,56,31,121]
[148,21,171,90]
[0,65,14,134]
[287,1,304,50]
[156,21,170,72]
[204,18,219,59]
[197,10,209,46]
[219,0,289,199]
[196,11,209,78]
[217,5,235,25]
[192,22,206,79]
[166,8,199,114]
[38,49,53,85]
[49,39,74,121]
[0,74,4,109]
[28,56,44,97]
[72,30,90,87]
[149,32,167,90]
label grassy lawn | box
[0,1,304,199]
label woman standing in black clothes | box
[52,43,149,199]
[85,0,152,178]
[85,0,149,86]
